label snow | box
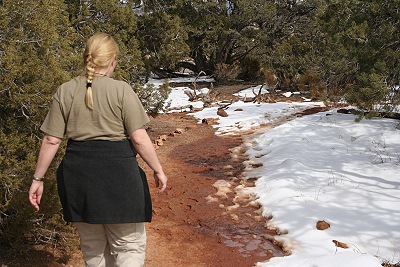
[164,86,209,112]
[158,77,400,266]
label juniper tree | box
[0,0,76,248]
[318,0,400,115]
[65,0,143,83]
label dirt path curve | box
[142,113,284,267]
[142,106,327,267]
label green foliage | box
[238,57,263,81]
[0,0,169,259]
[131,0,400,112]
[214,62,241,82]
[65,0,143,82]
[132,81,171,116]
[0,0,73,252]
[137,12,190,71]
[346,72,389,112]
[297,71,327,99]
[317,0,400,114]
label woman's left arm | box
[29,135,62,211]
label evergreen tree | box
[0,0,76,248]
[138,0,322,81]
[318,0,400,114]
[252,0,323,89]
[65,0,143,82]
[137,11,190,77]
[138,0,235,76]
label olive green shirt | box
[41,76,150,140]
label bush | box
[0,134,73,255]
[132,80,171,116]
[297,71,327,99]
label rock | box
[332,239,349,249]
[217,108,228,117]
[169,132,181,137]
[174,128,184,134]
[155,139,164,146]
[316,220,330,230]
[202,118,217,125]
[159,134,168,141]
[230,214,239,221]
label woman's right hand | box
[29,181,44,211]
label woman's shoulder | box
[65,76,85,86]
[104,77,131,89]
[104,78,136,97]
[53,76,84,96]
[58,76,85,90]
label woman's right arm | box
[129,128,167,193]
[29,134,62,211]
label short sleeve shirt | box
[40,76,150,140]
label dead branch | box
[252,84,267,104]
[192,71,207,98]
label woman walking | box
[28,32,167,267]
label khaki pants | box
[75,222,146,267]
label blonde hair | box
[83,33,119,110]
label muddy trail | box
[142,106,328,267]
[143,113,286,267]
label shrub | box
[297,71,327,99]
[132,80,171,116]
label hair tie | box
[86,82,92,88]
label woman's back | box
[41,76,149,141]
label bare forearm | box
[129,129,163,173]
[34,135,62,178]
[130,128,167,192]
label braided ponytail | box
[83,33,120,110]
[85,54,95,110]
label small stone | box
[175,128,184,134]
[332,239,349,249]
[202,118,212,124]
[156,139,164,146]
[217,108,228,117]
[230,214,239,221]
[159,134,168,141]
[316,220,330,230]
